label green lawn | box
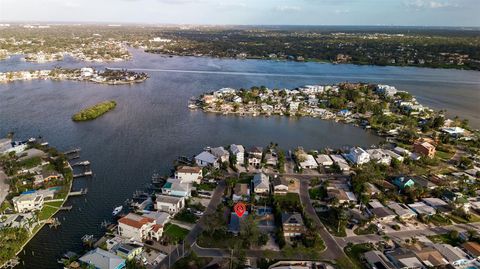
[344,243,373,269]
[38,205,59,220]
[448,213,480,224]
[173,209,198,223]
[427,234,463,246]
[428,214,452,226]
[436,150,454,160]
[317,211,346,237]
[196,183,216,191]
[354,224,377,235]
[274,193,302,212]
[44,200,64,208]
[163,223,189,243]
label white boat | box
[112,206,123,216]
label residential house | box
[376,84,398,97]
[462,242,480,258]
[330,154,351,171]
[384,149,405,162]
[194,151,219,168]
[118,213,155,241]
[346,147,370,165]
[413,177,437,190]
[387,202,417,220]
[315,154,333,166]
[413,248,448,267]
[273,177,289,195]
[408,202,436,216]
[247,146,263,168]
[113,244,143,261]
[365,182,381,196]
[298,154,318,169]
[433,244,470,266]
[143,211,170,226]
[210,147,230,163]
[386,248,424,269]
[413,141,436,159]
[0,138,12,153]
[363,250,396,269]
[161,178,191,197]
[327,188,357,204]
[281,212,306,238]
[79,248,125,269]
[12,192,44,213]
[233,183,250,202]
[441,127,465,138]
[393,176,415,190]
[367,149,392,165]
[393,147,412,157]
[264,151,278,166]
[155,194,185,214]
[422,198,449,212]
[230,144,245,165]
[368,201,396,222]
[252,173,270,194]
[174,166,202,184]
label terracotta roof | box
[462,242,480,257]
[118,213,154,229]
[152,224,163,232]
[177,166,202,173]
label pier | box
[73,170,93,178]
[68,188,88,196]
[59,206,73,211]
[72,160,90,167]
[64,148,81,155]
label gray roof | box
[281,212,304,226]
[79,248,125,269]
[195,151,218,164]
[253,173,269,189]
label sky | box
[0,0,479,27]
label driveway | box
[0,168,9,207]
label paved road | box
[0,168,9,207]
[154,180,226,269]
[335,222,480,248]
[298,179,347,261]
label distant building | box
[233,183,250,201]
[364,250,395,269]
[273,177,289,195]
[117,213,163,242]
[252,173,270,194]
[230,144,245,165]
[194,151,219,168]
[161,178,191,197]
[315,154,333,166]
[346,147,370,165]
[210,147,230,163]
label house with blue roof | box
[393,176,415,190]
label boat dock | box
[73,170,93,178]
[64,148,81,155]
[68,188,88,196]
[59,206,73,211]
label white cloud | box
[274,5,301,12]
[405,0,459,9]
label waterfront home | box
[210,146,230,163]
[281,212,306,238]
[273,177,289,195]
[11,192,44,213]
[252,173,270,194]
[330,154,351,171]
[393,146,412,157]
[363,250,396,269]
[228,211,248,235]
[367,149,392,165]
[432,244,470,266]
[117,213,163,242]
[441,126,465,138]
[462,242,480,258]
[327,188,357,204]
[315,154,333,166]
[408,202,436,216]
[174,166,202,184]
[247,146,263,168]
[337,109,351,117]
[393,176,415,190]
[0,212,36,232]
[80,67,95,77]
[264,150,278,166]
[161,178,191,197]
[79,248,126,269]
[387,202,417,220]
[385,248,424,269]
[298,154,318,169]
[155,194,185,215]
[113,243,142,261]
[376,84,398,97]
[346,147,370,165]
[413,141,436,159]
[194,151,219,168]
[230,144,245,165]
[233,183,250,202]
[143,211,171,226]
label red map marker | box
[234,202,246,217]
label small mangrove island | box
[72,100,117,121]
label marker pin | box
[234,202,246,217]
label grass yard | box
[428,214,452,226]
[354,224,378,235]
[274,193,302,212]
[427,233,463,246]
[436,150,454,160]
[344,243,373,269]
[44,200,64,208]
[448,213,480,224]
[38,205,59,220]
[163,223,189,243]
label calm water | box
[0,49,478,268]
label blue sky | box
[1,0,479,26]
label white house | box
[252,173,270,194]
[366,149,392,165]
[376,84,398,97]
[330,155,351,171]
[230,144,245,165]
[162,178,191,197]
[174,166,202,184]
[79,248,126,269]
[273,177,289,195]
[195,151,219,168]
[118,213,162,242]
[12,192,44,213]
[155,194,185,215]
[346,147,370,165]
[299,154,318,169]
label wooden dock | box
[59,206,73,211]
[69,188,88,196]
[73,170,92,178]
[72,160,90,167]
[64,148,81,155]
